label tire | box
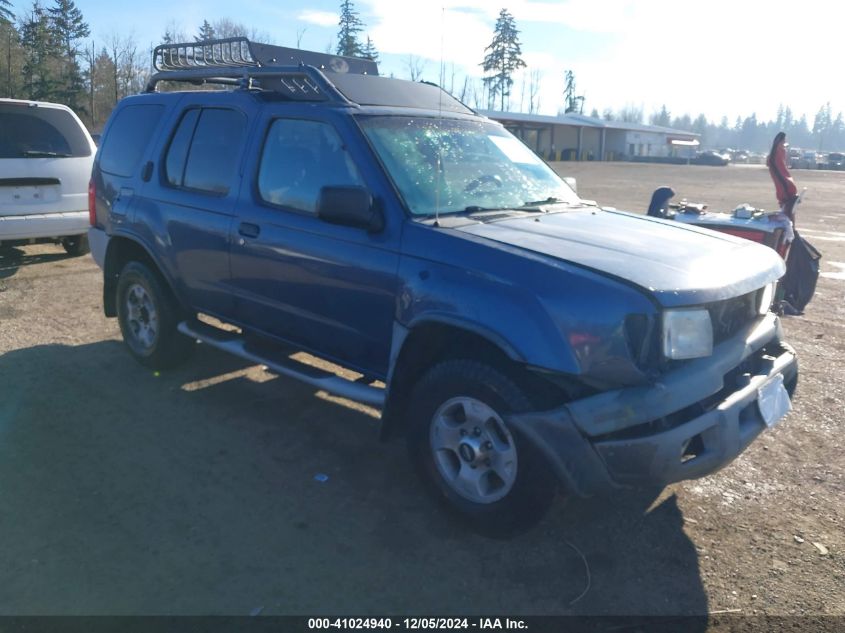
[61,234,89,256]
[116,261,194,369]
[407,359,557,537]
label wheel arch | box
[103,235,179,318]
[380,317,572,441]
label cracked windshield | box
[358,117,580,216]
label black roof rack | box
[144,37,474,115]
[146,37,379,100]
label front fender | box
[395,255,581,375]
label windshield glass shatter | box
[357,116,580,217]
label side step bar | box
[177,321,386,409]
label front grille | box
[707,291,757,343]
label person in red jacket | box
[766,131,799,222]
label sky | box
[11,0,844,124]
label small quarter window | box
[99,105,164,176]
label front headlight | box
[662,309,714,360]
[758,282,776,315]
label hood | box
[454,208,785,307]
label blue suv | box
[88,38,797,533]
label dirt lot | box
[0,162,842,619]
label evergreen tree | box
[650,104,671,127]
[831,112,845,151]
[47,0,89,110]
[361,35,378,62]
[671,113,692,130]
[48,0,87,55]
[336,0,363,57]
[783,106,793,130]
[563,70,575,112]
[1,20,24,97]
[692,114,709,146]
[19,1,61,101]
[813,102,832,150]
[481,8,526,111]
[196,19,215,41]
[1,0,13,23]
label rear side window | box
[257,118,363,213]
[164,108,246,195]
[0,103,91,159]
[99,104,164,176]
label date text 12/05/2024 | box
[307,618,527,630]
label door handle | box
[238,222,260,238]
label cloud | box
[358,0,845,121]
[297,10,337,28]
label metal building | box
[481,110,700,162]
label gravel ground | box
[0,162,842,620]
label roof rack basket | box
[153,37,257,71]
[147,37,378,98]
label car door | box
[229,111,401,377]
[137,96,252,320]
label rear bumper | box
[88,227,109,269]
[508,314,798,496]
[0,211,88,241]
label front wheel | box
[116,261,194,369]
[407,360,557,537]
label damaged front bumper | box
[508,313,798,496]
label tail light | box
[88,178,96,226]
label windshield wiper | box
[521,196,571,208]
[463,206,511,214]
[22,150,72,158]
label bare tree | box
[618,103,644,124]
[528,69,541,114]
[295,27,307,48]
[119,34,148,96]
[161,20,187,44]
[211,18,272,43]
[458,76,470,104]
[404,54,426,81]
[106,34,123,105]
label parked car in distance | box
[730,149,750,163]
[88,38,799,534]
[787,147,802,169]
[796,150,820,169]
[694,150,730,166]
[0,99,96,255]
[826,152,845,170]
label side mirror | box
[316,186,384,233]
[563,177,577,194]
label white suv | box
[0,98,96,255]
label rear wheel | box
[61,234,89,256]
[116,261,194,369]
[407,359,557,537]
